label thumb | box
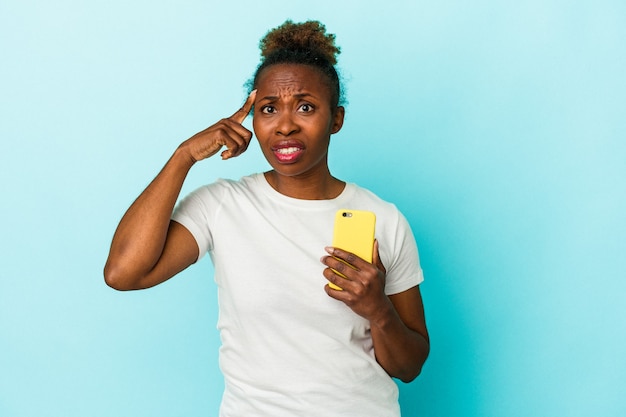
[373,240,386,274]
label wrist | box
[369,298,397,330]
[172,145,197,169]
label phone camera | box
[342,212,352,217]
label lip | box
[271,140,305,164]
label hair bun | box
[259,20,340,65]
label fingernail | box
[325,247,334,254]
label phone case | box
[329,209,376,290]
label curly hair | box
[248,20,345,109]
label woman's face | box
[252,63,344,180]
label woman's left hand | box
[321,241,394,322]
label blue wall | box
[1,1,624,416]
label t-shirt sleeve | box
[171,186,215,261]
[383,210,424,295]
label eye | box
[298,103,314,113]
[261,105,276,114]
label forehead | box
[256,63,331,98]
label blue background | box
[1,1,625,416]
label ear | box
[330,106,345,134]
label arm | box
[371,286,430,382]
[104,91,257,290]
[321,242,430,382]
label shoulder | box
[173,174,265,218]
[185,173,263,198]
[347,182,416,248]
[348,183,403,222]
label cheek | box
[253,113,271,129]
[252,116,263,137]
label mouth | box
[271,142,305,164]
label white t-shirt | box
[172,173,424,417]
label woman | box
[105,20,429,417]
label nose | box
[275,112,299,136]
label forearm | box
[104,148,195,288]
[370,300,430,383]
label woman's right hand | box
[179,90,257,162]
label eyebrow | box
[259,93,315,101]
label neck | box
[264,169,345,200]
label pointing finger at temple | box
[230,89,257,124]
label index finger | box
[230,89,257,124]
[325,246,368,269]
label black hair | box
[246,20,345,110]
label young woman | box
[105,20,429,417]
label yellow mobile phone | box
[329,209,376,290]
